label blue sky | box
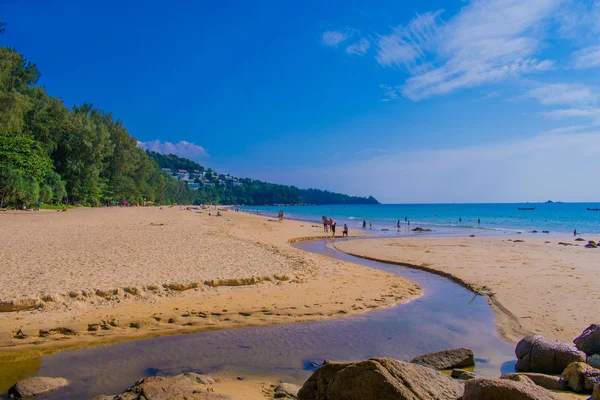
[3,0,600,202]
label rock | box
[463,376,559,400]
[589,354,600,369]
[410,348,474,370]
[561,362,600,392]
[585,243,598,248]
[500,373,566,391]
[594,383,600,400]
[451,369,475,380]
[515,335,586,374]
[88,396,115,400]
[297,357,463,400]
[575,324,600,355]
[107,373,227,400]
[411,227,432,232]
[9,377,69,398]
[575,238,586,241]
[275,382,301,399]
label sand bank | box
[0,207,420,357]
[334,235,599,344]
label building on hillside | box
[204,182,215,187]
[191,170,204,178]
[188,182,200,190]
[176,169,189,180]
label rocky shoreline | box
[8,324,600,399]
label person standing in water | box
[362,220,366,229]
[396,219,400,231]
[369,221,372,230]
[574,229,577,237]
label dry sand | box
[334,235,600,344]
[0,207,421,358]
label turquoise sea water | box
[242,203,600,235]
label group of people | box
[322,216,348,237]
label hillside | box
[148,151,379,205]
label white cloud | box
[307,129,600,203]
[375,11,443,69]
[137,140,209,160]
[346,38,371,56]
[379,84,401,101]
[572,44,600,69]
[540,108,600,123]
[321,30,350,46]
[524,83,598,106]
[397,0,563,100]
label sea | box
[241,203,600,236]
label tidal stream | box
[1,239,516,399]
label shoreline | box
[0,207,421,361]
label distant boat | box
[588,207,600,211]
[517,207,536,211]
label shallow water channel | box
[2,239,516,399]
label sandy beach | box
[334,235,599,344]
[0,207,421,358]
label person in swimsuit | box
[342,224,348,237]
[331,221,336,237]
[362,220,366,229]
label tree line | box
[0,45,378,207]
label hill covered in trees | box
[148,151,379,205]
[0,45,378,207]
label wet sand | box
[0,207,421,358]
[334,235,600,343]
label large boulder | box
[9,376,69,398]
[561,362,600,392]
[589,354,600,369]
[500,373,566,391]
[96,373,229,400]
[574,324,600,356]
[515,335,586,374]
[463,376,560,400]
[297,357,463,400]
[593,383,600,400]
[410,348,474,370]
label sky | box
[2,0,600,203]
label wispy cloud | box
[379,84,401,101]
[524,83,598,106]
[321,30,350,46]
[571,44,600,70]
[482,91,502,100]
[375,11,443,69]
[396,0,562,100]
[137,140,209,160]
[540,108,600,123]
[346,38,371,56]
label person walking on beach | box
[331,221,336,237]
[343,224,348,237]
[323,216,328,232]
[362,220,366,229]
[329,218,334,232]
[396,219,400,231]
[278,210,284,222]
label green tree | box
[0,133,52,206]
